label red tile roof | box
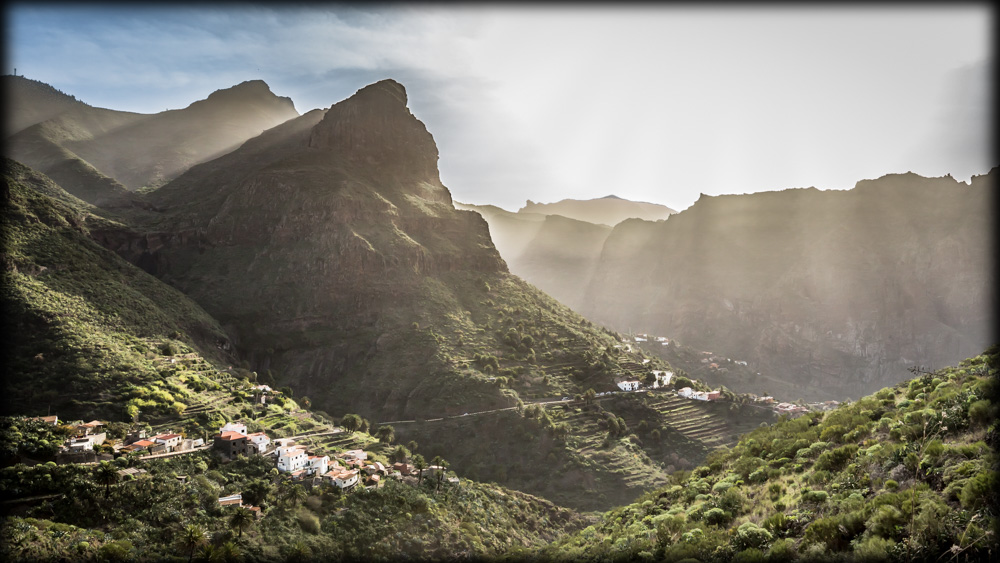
[219,431,246,440]
[133,440,156,447]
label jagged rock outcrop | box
[118,79,506,418]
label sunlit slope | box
[542,349,998,562]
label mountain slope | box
[1,158,234,420]
[578,174,994,401]
[4,80,298,205]
[83,79,753,511]
[2,75,90,137]
[519,194,677,226]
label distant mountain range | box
[519,194,676,226]
[468,174,995,401]
[4,76,298,205]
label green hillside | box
[540,350,999,562]
[1,158,233,420]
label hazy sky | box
[6,4,993,211]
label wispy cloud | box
[6,4,993,210]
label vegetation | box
[541,349,999,562]
[0,450,587,562]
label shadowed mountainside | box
[77,80,738,510]
[581,174,995,401]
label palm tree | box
[94,462,119,498]
[412,454,426,485]
[179,523,207,563]
[284,484,307,507]
[431,456,448,493]
[218,541,239,563]
[286,541,311,562]
[229,506,255,539]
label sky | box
[5,4,994,212]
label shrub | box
[732,521,773,551]
[866,505,905,539]
[960,471,998,511]
[703,507,728,526]
[801,489,828,504]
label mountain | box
[455,202,611,308]
[80,79,754,511]
[1,158,234,420]
[519,194,677,226]
[4,79,298,205]
[542,349,999,562]
[580,174,995,401]
[2,75,90,137]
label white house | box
[325,469,359,489]
[152,433,182,452]
[247,432,270,454]
[652,370,673,389]
[306,455,329,476]
[678,387,694,398]
[220,422,248,436]
[277,446,309,473]
[339,449,367,461]
[616,379,641,392]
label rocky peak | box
[308,79,440,185]
[190,80,297,113]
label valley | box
[2,72,994,563]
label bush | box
[867,505,905,539]
[732,521,773,551]
[703,507,728,526]
[801,489,828,504]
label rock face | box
[579,172,995,400]
[107,80,507,418]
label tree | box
[583,388,597,406]
[229,506,255,539]
[412,454,427,485]
[340,414,362,433]
[432,455,448,492]
[407,440,418,453]
[94,461,119,498]
[376,425,395,444]
[284,484,307,507]
[218,541,239,563]
[179,524,207,563]
[391,445,411,463]
[243,479,270,506]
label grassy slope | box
[541,350,999,562]
[1,159,232,420]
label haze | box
[6,4,992,211]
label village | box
[24,382,459,517]
[614,334,840,417]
